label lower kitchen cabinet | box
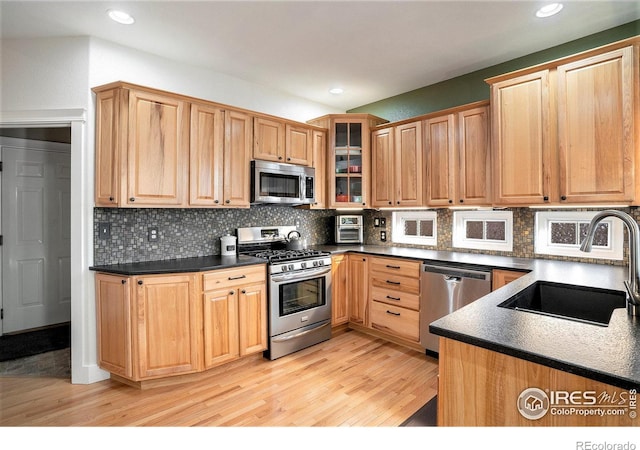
[95,263,267,385]
[348,255,369,326]
[134,273,201,379]
[331,254,349,326]
[368,256,421,343]
[492,268,528,290]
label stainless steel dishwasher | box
[420,263,492,354]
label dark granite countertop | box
[315,244,639,390]
[90,254,266,275]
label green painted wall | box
[348,19,640,122]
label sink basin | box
[498,281,626,326]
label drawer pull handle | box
[385,265,401,269]
[386,295,401,301]
[386,310,400,316]
[386,280,401,285]
[228,275,247,280]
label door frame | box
[0,108,109,384]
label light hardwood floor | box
[0,330,438,426]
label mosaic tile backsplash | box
[95,206,636,266]
[93,206,336,265]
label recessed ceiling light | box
[108,9,135,25]
[329,88,344,95]
[536,3,563,18]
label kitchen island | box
[316,245,639,426]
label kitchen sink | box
[498,281,626,326]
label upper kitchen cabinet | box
[371,121,423,208]
[308,114,387,209]
[488,40,639,206]
[423,102,491,206]
[489,70,552,206]
[557,46,637,204]
[190,105,252,208]
[94,83,190,207]
[253,116,313,166]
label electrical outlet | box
[98,222,111,240]
[380,218,386,227]
[374,218,380,227]
[380,231,387,242]
[148,227,159,242]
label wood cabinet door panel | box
[96,273,132,378]
[134,274,199,379]
[425,114,456,206]
[203,289,239,368]
[371,128,395,207]
[127,90,189,206]
[331,254,349,326]
[95,89,126,206]
[238,283,268,356]
[557,46,635,203]
[285,124,312,166]
[458,106,491,205]
[348,255,369,325]
[492,70,551,205]
[253,117,285,162]
[310,129,327,208]
[224,110,252,207]
[190,103,225,206]
[395,121,423,207]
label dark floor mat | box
[0,323,70,362]
[400,395,437,426]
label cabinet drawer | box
[203,265,266,291]
[369,257,421,278]
[370,286,420,311]
[370,272,420,294]
[370,301,419,342]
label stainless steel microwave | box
[251,160,315,205]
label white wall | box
[1,35,341,385]
[88,37,342,122]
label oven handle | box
[271,266,331,282]
[272,321,331,343]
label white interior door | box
[1,141,71,333]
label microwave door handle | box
[299,175,305,202]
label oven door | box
[269,266,332,337]
[336,226,363,243]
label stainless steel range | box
[237,226,332,360]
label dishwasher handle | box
[422,263,492,281]
[444,275,462,282]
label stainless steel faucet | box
[580,210,640,316]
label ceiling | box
[1,1,639,111]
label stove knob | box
[301,262,307,269]
[318,260,324,266]
[281,265,288,272]
[288,264,294,271]
[313,260,319,267]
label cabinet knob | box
[397,201,400,205]
[109,196,114,202]
[241,289,246,294]
[287,157,291,161]
[137,280,143,285]
[214,200,219,204]
[225,200,230,204]
[388,201,392,205]
[543,196,549,201]
[229,290,235,295]
[362,202,366,206]
[129,197,135,202]
[459,199,464,203]
[561,195,567,201]
[278,156,283,160]
[121,279,126,284]
[448,199,453,204]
